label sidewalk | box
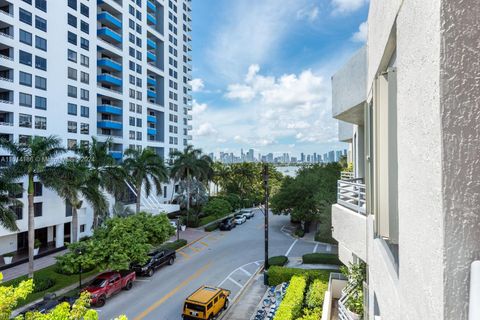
[2,228,206,282]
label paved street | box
[97,209,334,320]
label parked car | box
[219,218,236,231]
[20,293,76,315]
[132,249,176,277]
[182,286,230,319]
[240,209,255,219]
[85,270,136,307]
[234,214,247,225]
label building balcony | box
[147,0,156,12]
[97,12,122,29]
[147,115,157,123]
[97,105,122,115]
[147,51,156,61]
[187,114,192,120]
[187,125,192,130]
[147,89,156,99]
[147,77,156,86]
[332,46,367,125]
[97,74,122,87]
[147,38,156,49]
[97,27,122,44]
[332,178,367,264]
[187,135,192,140]
[109,150,122,160]
[97,58,122,72]
[147,13,156,25]
[147,128,157,136]
[97,120,122,130]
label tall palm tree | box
[212,162,231,194]
[169,145,213,223]
[0,172,22,231]
[43,160,108,243]
[0,136,65,278]
[123,148,168,213]
[75,137,126,228]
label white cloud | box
[225,84,256,102]
[297,6,320,22]
[195,123,217,137]
[190,78,204,92]
[331,0,369,14]
[352,21,368,42]
[191,100,208,115]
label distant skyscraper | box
[300,153,305,162]
[328,151,335,163]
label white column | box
[55,223,64,248]
[47,226,54,243]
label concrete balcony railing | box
[340,171,354,181]
[337,178,366,215]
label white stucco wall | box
[332,204,367,262]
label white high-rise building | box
[0,0,191,256]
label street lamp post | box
[263,164,269,285]
[177,216,180,241]
[75,248,83,289]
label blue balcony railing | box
[147,77,157,86]
[97,58,122,72]
[147,115,157,123]
[97,12,122,29]
[147,51,156,61]
[98,120,123,130]
[147,90,156,98]
[147,0,156,12]
[109,151,122,160]
[97,74,122,87]
[147,13,156,25]
[97,105,123,116]
[147,128,157,136]
[97,27,122,43]
[147,38,156,49]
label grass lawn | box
[1,265,99,308]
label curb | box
[175,234,210,252]
[218,265,265,320]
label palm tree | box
[169,145,213,223]
[123,148,168,213]
[43,160,108,243]
[0,136,65,278]
[75,137,126,228]
[212,162,231,194]
[0,172,22,231]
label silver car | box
[234,214,247,225]
[240,209,255,219]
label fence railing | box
[341,171,354,180]
[337,179,366,215]
[338,282,356,320]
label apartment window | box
[80,71,89,84]
[80,37,89,50]
[136,105,142,113]
[129,131,135,139]
[19,93,32,107]
[19,72,32,86]
[35,0,47,12]
[67,139,77,150]
[80,54,89,67]
[35,76,47,90]
[19,29,32,45]
[68,0,77,10]
[80,21,89,34]
[68,31,77,45]
[129,89,135,98]
[35,36,47,51]
[68,103,77,115]
[33,202,42,217]
[80,106,89,117]
[80,3,89,17]
[19,8,32,25]
[80,123,89,134]
[136,118,142,127]
[11,206,23,220]
[68,49,77,62]
[80,224,85,233]
[129,19,135,29]
[67,13,77,27]
[35,116,47,129]
[19,135,31,145]
[35,96,47,110]
[35,16,47,32]
[19,114,32,128]
[136,132,142,140]
[68,67,77,80]
[68,85,77,98]
[35,56,47,71]
[34,182,42,196]
[129,75,135,85]
[19,51,32,66]
[80,89,89,101]
[68,121,77,133]
[129,117,135,126]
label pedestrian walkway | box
[2,228,207,282]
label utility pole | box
[263,164,269,285]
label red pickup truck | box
[85,271,136,307]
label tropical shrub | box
[202,198,232,217]
[341,262,366,316]
[305,279,328,308]
[204,223,219,232]
[55,242,97,275]
[294,227,305,238]
[267,256,288,268]
[298,308,322,320]
[302,253,342,265]
[159,239,187,251]
[273,275,307,320]
[32,276,56,293]
[267,266,330,286]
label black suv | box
[219,217,236,231]
[133,249,176,277]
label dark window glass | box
[19,8,32,25]
[35,56,47,71]
[68,49,77,62]
[35,0,47,12]
[11,206,23,220]
[68,103,77,115]
[35,16,47,31]
[19,29,32,45]
[80,21,89,34]
[19,71,32,86]
[19,50,32,66]
[68,13,77,27]
[34,202,42,217]
[68,31,77,45]
[68,0,77,10]
[34,182,43,196]
[35,36,47,51]
[80,3,89,17]
[35,76,47,90]
[81,106,89,117]
[35,96,47,110]
[80,37,89,50]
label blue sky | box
[190,0,369,157]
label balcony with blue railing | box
[147,13,156,25]
[97,12,122,29]
[147,0,156,12]
[147,115,157,123]
[97,27,122,44]
[98,120,123,130]
[147,38,157,49]
[97,74,122,87]
[147,128,157,136]
[147,90,156,99]
[109,151,122,160]
[97,58,122,72]
[147,77,157,86]
[147,51,156,62]
[97,104,123,115]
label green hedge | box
[302,253,342,265]
[294,227,305,238]
[305,279,328,308]
[273,275,307,320]
[33,276,56,293]
[204,222,219,232]
[159,239,187,251]
[267,266,331,286]
[298,308,322,320]
[267,256,288,268]
[202,198,232,217]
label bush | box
[204,223,219,232]
[202,198,232,217]
[268,256,288,268]
[33,276,56,293]
[298,308,322,320]
[267,266,331,286]
[273,275,307,320]
[218,194,242,210]
[294,227,305,238]
[302,253,342,265]
[305,279,328,308]
[198,215,221,226]
[159,239,187,251]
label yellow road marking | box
[134,262,212,320]
[208,236,218,241]
[199,241,209,247]
[178,251,190,259]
